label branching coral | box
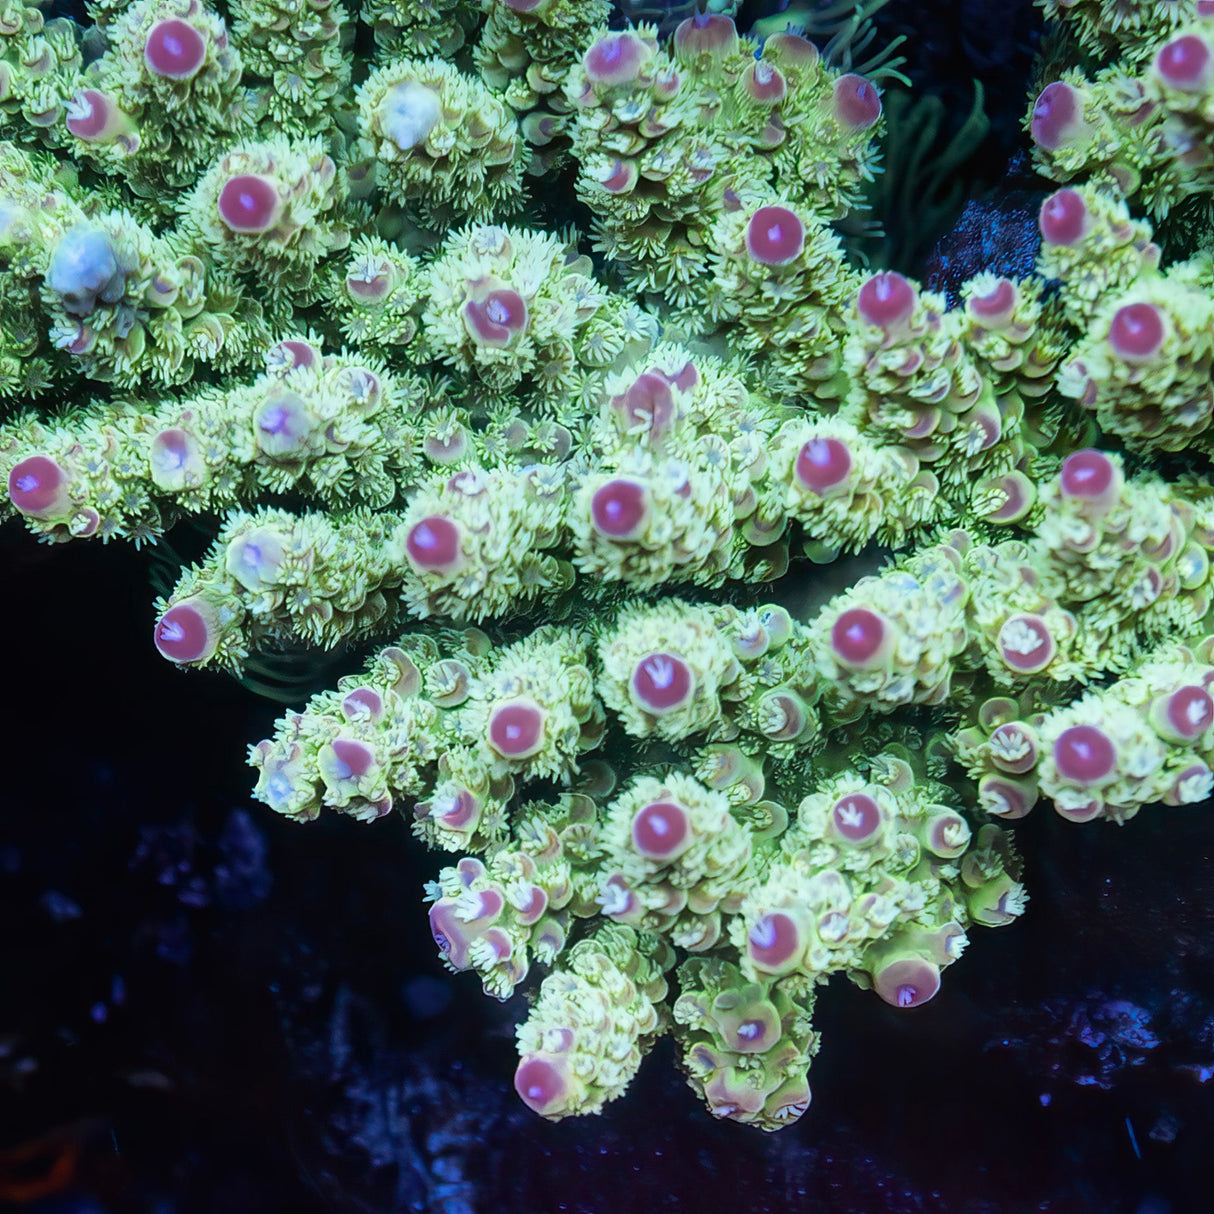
[4,0,1214,1133]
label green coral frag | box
[5,0,1214,1130]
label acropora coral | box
[4,0,1214,1132]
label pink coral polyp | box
[584,32,649,87]
[1053,725,1118,786]
[514,1055,569,1116]
[1038,188,1088,246]
[615,371,676,440]
[8,456,69,520]
[745,205,805,266]
[463,289,529,347]
[1158,685,1214,741]
[591,479,649,539]
[406,515,464,573]
[631,800,691,860]
[747,911,802,974]
[1155,34,1212,91]
[794,437,852,495]
[675,12,740,58]
[1030,82,1084,150]
[742,61,786,104]
[831,793,883,844]
[488,699,546,759]
[144,19,208,81]
[857,271,916,331]
[217,175,282,233]
[254,391,312,458]
[149,427,205,492]
[1108,302,1166,363]
[998,614,1056,675]
[1059,449,1120,509]
[873,956,940,1008]
[968,278,1018,325]
[830,607,891,670]
[65,90,123,142]
[154,599,219,665]
[631,652,694,713]
[328,738,375,780]
[832,74,881,130]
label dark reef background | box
[4,2,1214,1212]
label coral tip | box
[488,700,546,759]
[1108,302,1165,362]
[631,801,691,859]
[857,272,916,330]
[1038,189,1087,246]
[144,19,208,80]
[1059,450,1118,504]
[591,480,649,539]
[631,652,693,712]
[830,608,889,669]
[154,600,218,665]
[405,515,462,572]
[794,437,852,495]
[8,456,67,519]
[1155,35,1211,91]
[833,74,881,129]
[1053,725,1118,786]
[217,175,281,233]
[745,205,805,266]
[1030,81,1081,150]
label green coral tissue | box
[5,0,1214,1130]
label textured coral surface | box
[4,0,1214,1205]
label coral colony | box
[7,0,1214,1132]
